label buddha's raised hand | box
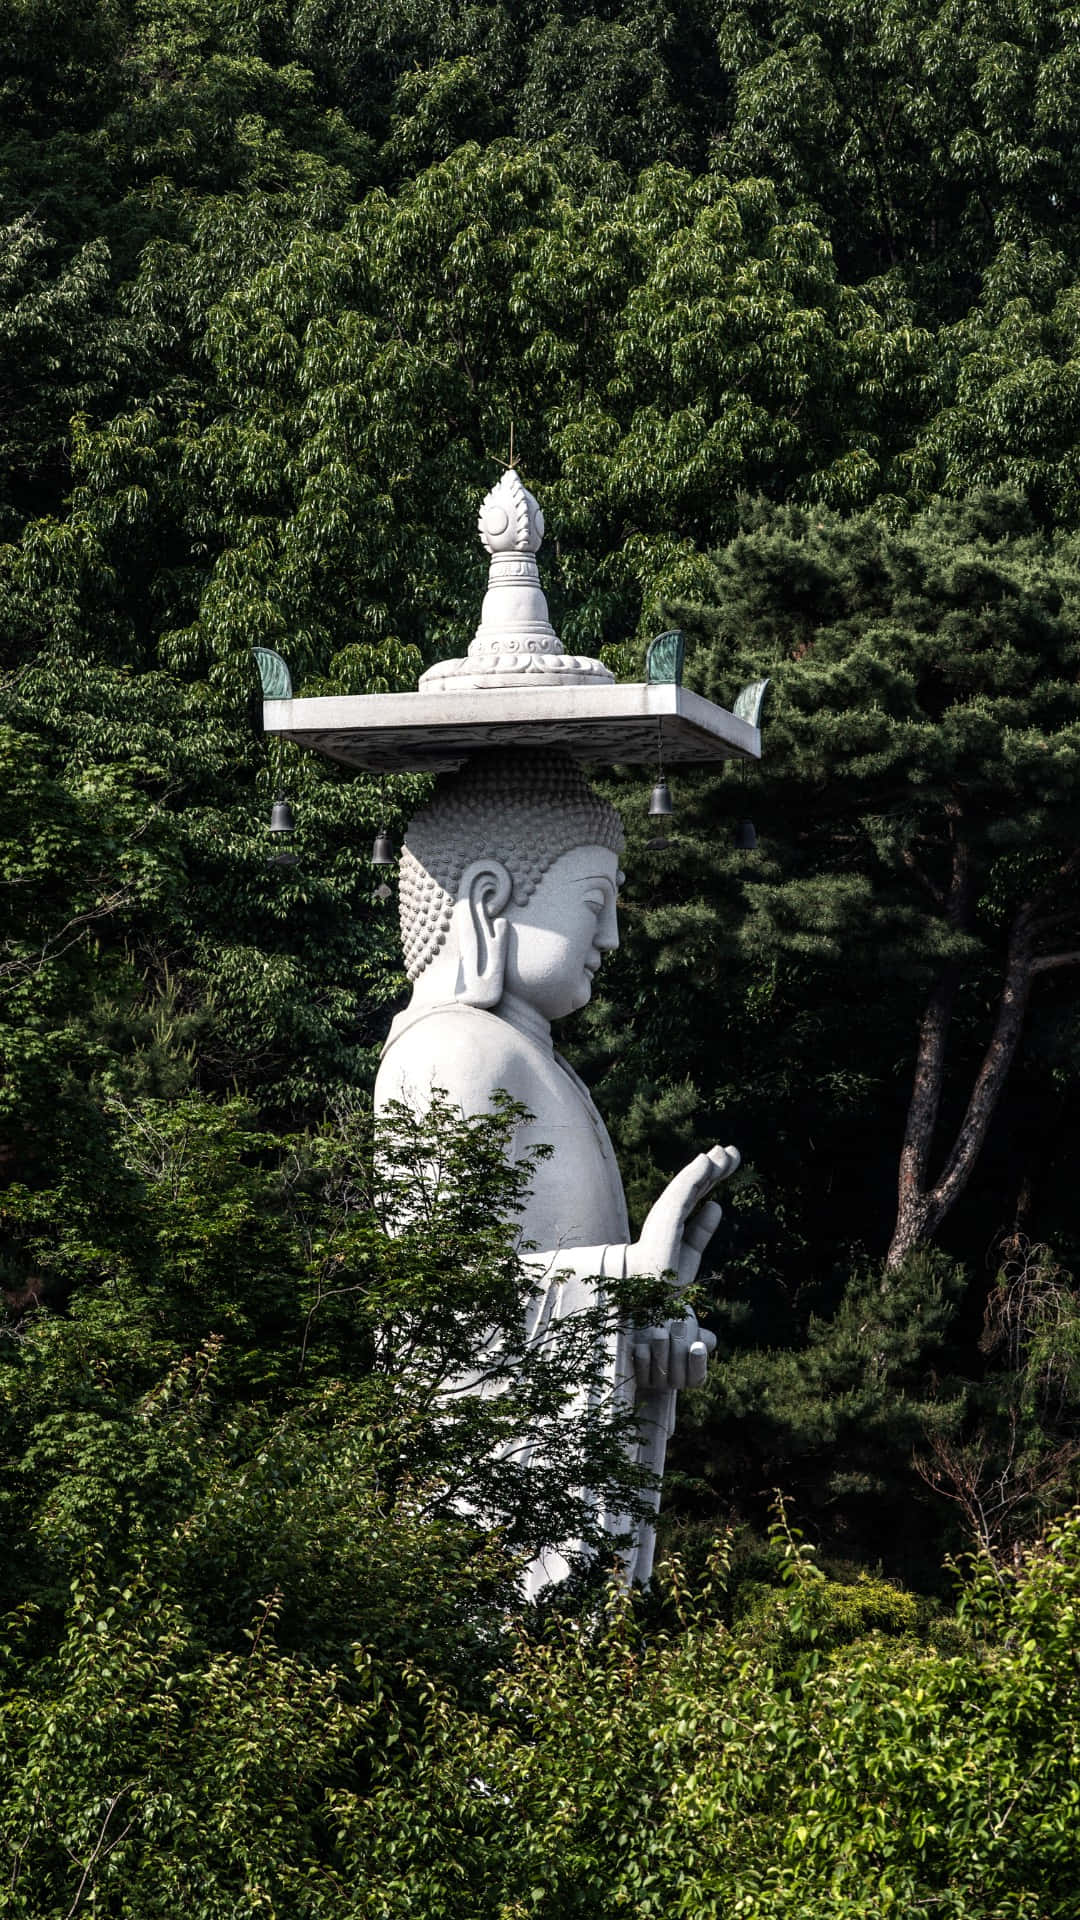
[627,1145,740,1392]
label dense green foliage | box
[6,1512,1080,1916]
[579,493,1080,1567]
[1,1088,674,1779]
[3,0,1080,1907]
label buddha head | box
[399,750,625,1021]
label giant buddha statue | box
[374,476,740,1586]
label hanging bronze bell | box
[268,795,298,864]
[267,796,298,867]
[371,828,395,866]
[734,818,758,850]
[646,778,673,849]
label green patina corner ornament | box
[646,630,685,686]
[252,647,293,701]
[733,677,770,729]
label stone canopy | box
[262,468,761,772]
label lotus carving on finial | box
[478,468,545,557]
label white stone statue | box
[375,746,739,1590]
[373,467,739,1590]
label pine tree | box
[657,492,1080,1273]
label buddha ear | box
[456,859,512,1008]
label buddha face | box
[501,845,621,1022]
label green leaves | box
[0,1089,657,1645]
[46,140,927,695]
[0,1558,371,1918]
[316,1518,1080,1918]
[715,0,1080,302]
[571,498,1080,1568]
[2,12,1080,1904]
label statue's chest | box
[514,1052,629,1249]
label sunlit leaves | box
[41,142,930,694]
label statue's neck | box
[496,993,554,1053]
[404,972,554,1054]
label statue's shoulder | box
[375,1002,541,1116]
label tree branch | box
[920,908,1034,1237]
[900,846,946,909]
[65,1787,134,1918]
[1023,845,1080,926]
[0,889,132,983]
[923,846,1079,1221]
[888,818,1080,1270]
[1031,950,1080,975]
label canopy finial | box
[419,472,612,692]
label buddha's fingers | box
[647,1326,671,1386]
[638,1153,720,1271]
[683,1198,724,1254]
[687,1339,711,1389]
[708,1144,741,1182]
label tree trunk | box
[885,803,971,1270]
[885,881,1080,1271]
[890,962,959,1264]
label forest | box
[2,0,1080,1911]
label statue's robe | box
[375,1000,671,1589]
